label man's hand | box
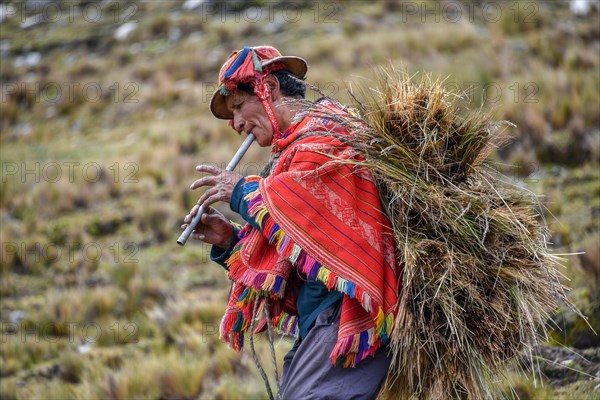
[181,205,234,249]
[191,165,244,210]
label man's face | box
[226,90,274,147]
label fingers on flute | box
[192,231,205,240]
[197,188,218,209]
[183,205,199,224]
[190,175,217,190]
[200,212,209,224]
[180,223,196,232]
[199,193,222,211]
[200,208,221,224]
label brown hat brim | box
[209,56,308,120]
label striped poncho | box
[220,99,400,367]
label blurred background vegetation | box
[0,0,598,398]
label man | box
[182,46,399,399]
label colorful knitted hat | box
[209,46,308,125]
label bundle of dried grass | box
[296,68,576,399]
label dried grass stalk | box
[294,67,576,399]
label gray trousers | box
[276,302,392,400]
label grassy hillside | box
[1,0,599,398]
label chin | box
[254,134,273,147]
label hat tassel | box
[252,49,262,72]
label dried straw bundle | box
[299,68,572,399]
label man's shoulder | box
[277,98,357,163]
[285,131,348,157]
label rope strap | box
[253,73,282,139]
[249,294,278,400]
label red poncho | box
[220,100,400,367]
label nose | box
[232,111,245,134]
